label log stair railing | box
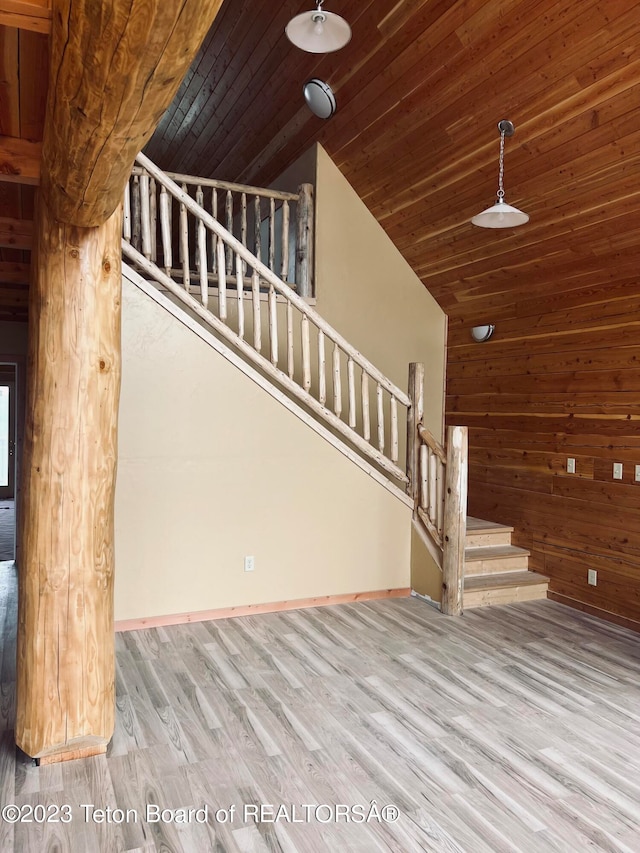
[122,152,412,489]
[122,154,471,613]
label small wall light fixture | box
[286,1,352,53]
[470,324,495,342]
[471,120,529,229]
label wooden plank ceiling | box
[0,0,49,321]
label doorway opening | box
[0,364,17,562]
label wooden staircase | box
[463,517,549,609]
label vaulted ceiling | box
[2,0,639,326]
[145,0,640,327]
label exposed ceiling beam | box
[0,261,30,284]
[41,0,225,227]
[0,135,41,184]
[0,0,52,33]
[0,216,33,249]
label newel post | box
[441,425,468,615]
[295,183,314,298]
[406,363,424,505]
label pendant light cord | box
[497,130,506,202]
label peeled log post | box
[441,425,468,617]
[406,363,424,506]
[41,0,225,227]
[16,197,122,760]
[16,0,226,764]
[295,183,314,298]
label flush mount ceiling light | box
[471,120,529,229]
[303,78,337,118]
[470,324,495,342]
[285,0,352,53]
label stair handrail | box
[123,152,412,485]
[131,165,300,202]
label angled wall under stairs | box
[114,270,412,624]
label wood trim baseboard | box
[115,588,412,633]
[547,591,640,635]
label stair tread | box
[465,545,530,561]
[464,570,549,591]
[466,516,514,533]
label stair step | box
[464,570,549,609]
[466,516,514,547]
[464,545,531,575]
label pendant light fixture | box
[471,120,529,229]
[285,1,352,54]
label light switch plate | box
[636,465,640,482]
[588,569,597,586]
[566,458,576,474]
[613,463,623,480]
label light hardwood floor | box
[1,560,640,852]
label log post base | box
[36,744,108,766]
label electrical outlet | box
[588,569,597,586]
[635,465,640,482]
[613,462,623,480]
[566,458,576,474]
[244,555,255,572]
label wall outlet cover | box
[636,465,640,482]
[588,569,597,586]
[244,556,255,572]
[566,458,576,474]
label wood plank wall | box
[446,284,640,627]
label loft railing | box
[125,164,314,297]
[123,152,411,485]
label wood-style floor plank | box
[2,560,640,850]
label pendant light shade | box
[286,1,351,53]
[471,120,529,229]
[471,201,529,229]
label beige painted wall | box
[271,144,447,444]
[115,276,411,622]
[314,145,447,443]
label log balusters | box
[122,153,412,484]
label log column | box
[16,197,122,761]
[14,0,225,763]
